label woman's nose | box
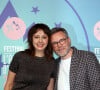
[39,38,43,42]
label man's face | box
[51,31,71,57]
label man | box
[51,27,100,90]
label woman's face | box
[32,29,48,52]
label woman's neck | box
[35,51,45,57]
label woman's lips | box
[37,44,44,47]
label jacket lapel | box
[70,47,80,90]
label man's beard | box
[56,46,71,57]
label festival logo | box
[94,21,100,41]
[3,17,26,40]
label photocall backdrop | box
[0,0,100,89]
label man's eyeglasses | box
[52,38,67,47]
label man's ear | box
[68,37,71,43]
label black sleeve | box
[87,52,100,90]
[9,52,20,73]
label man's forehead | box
[51,31,65,37]
[51,32,66,42]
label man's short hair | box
[51,27,69,38]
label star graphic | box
[55,22,62,28]
[31,6,40,14]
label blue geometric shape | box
[23,22,35,41]
[0,54,10,76]
[0,54,3,75]
[0,0,18,28]
[65,0,90,51]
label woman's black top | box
[9,51,56,90]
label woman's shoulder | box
[16,49,31,55]
[14,51,24,56]
[13,51,27,59]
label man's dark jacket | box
[54,47,100,90]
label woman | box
[4,23,56,90]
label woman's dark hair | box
[25,23,53,61]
